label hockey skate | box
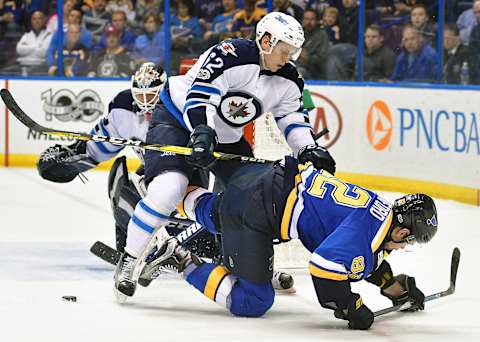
[140,237,203,281]
[114,252,139,301]
[272,270,296,294]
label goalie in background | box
[143,154,438,329]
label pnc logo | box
[366,100,393,150]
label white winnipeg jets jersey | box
[86,89,148,163]
[161,38,315,155]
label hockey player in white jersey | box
[115,12,336,298]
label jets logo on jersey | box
[217,92,262,127]
[217,41,238,57]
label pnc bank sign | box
[366,100,480,155]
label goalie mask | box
[255,12,305,61]
[392,193,438,244]
[131,62,167,114]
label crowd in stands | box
[0,0,479,85]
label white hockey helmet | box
[131,62,167,114]
[255,12,305,61]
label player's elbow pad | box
[365,260,395,289]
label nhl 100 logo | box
[41,88,104,123]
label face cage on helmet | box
[132,86,161,114]
[256,33,302,61]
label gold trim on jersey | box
[371,211,393,252]
[309,263,348,281]
[204,266,230,301]
[176,185,199,218]
[279,162,314,240]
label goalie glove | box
[297,144,336,175]
[37,141,98,183]
[381,274,425,311]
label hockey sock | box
[125,198,171,257]
[184,262,237,309]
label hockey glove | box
[334,293,374,330]
[298,144,336,175]
[381,274,425,311]
[186,125,218,169]
[37,141,98,183]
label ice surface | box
[1,168,479,342]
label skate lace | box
[120,256,136,281]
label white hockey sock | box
[125,197,170,257]
[125,172,189,257]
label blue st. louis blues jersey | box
[280,163,394,282]
[86,89,149,163]
[162,38,315,155]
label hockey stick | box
[374,247,461,317]
[0,88,267,164]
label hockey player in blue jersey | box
[141,156,437,329]
[114,12,335,297]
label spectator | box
[49,9,93,53]
[394,0,436,18]
[88,25,135,77]
[325,0,358,80]
[171,0,203,46]
[94,10,136,52]
[338,0,358,45]
[106,0,135,27]
[47,23,90,77]
[170,0,203,73]
[134,0,162,31]
[84,0,111,42]
[8,10,52,75]
[272,0,303,22]
[46,0,75,33]
[391,24,436,82]
[0,2,15,37]
[410,4,436,47]
[457,0,480,45]
[231,0,266,39]
[296,8,329,79]
[307,0,332,18]
[354,25,396,81]
[321,6,340,44]
[203,0,239,45]
[133,12,164,66]
[442,23,477,84]
[195,0,223,31]
[365,0,395,24]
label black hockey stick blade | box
[90,241,121,266]
[0,88,270,164]
[374,247,461,317]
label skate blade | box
[114,287,129,304]
[274,286,296,295]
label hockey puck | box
[62,296,77,302]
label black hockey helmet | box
[392,193,438,244]
[131,62,166,114]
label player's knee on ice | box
[229,279,275,317]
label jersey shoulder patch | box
[108,89,135,113]
[261,62,304,93]
[196,39,259,82]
